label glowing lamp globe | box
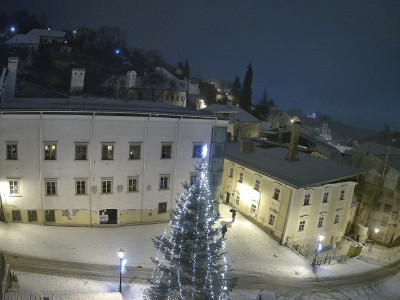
[118,248,125,259]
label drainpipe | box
[0,112,5,222]
[170,116,182,212]
[140,115,151,223]
[39,112,44,224]
[89,113,95,226]
[280,185,294,245]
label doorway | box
[226,192,230,204]
[99,209,118,224]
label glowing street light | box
[115,49,120,54]
[10,26,16,32]
[118,248,125,293]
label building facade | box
[0,111,227,226]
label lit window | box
[269,214,275,226]
[304,194,311,206]
[254,179,261,191]
[158,202,167,214]
[192,144,204,158]
[6,143,18,160]
[273,188,280,201]
[101,179,113,194]
[160,175,170,190]
[235,195,240,205]
[161,144,172,159]
[299,220,306,231]
[229,168,233,178]
[190,173,198,186]
[75,144,88,160]
[128,177,138,192]
[250,204,257,215]
[334,214,340,224]
[129,144,141,160]
[318,217,324,228]
[102,144,114,160]
[45,180,57,195]
[339,190,345,200]
[238,172,243,183]
[12,210,22,222]
[322,192,329,203]
[9,181,20,195]
[44,143,57,160]
[75,179,86,195]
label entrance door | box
[226,192,230,204]
[99,209,118,224]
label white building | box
[6,28,65,52]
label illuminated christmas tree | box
[145,146,234,300]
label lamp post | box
[118,248,124,293]
[312,235,324,267]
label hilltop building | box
[6,28,65,52]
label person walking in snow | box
[230,208,237,222]
[221,225,227,238]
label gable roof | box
[27,29,65,38]
[224,143,363,189]
[204,104,260,124]
[6,34,40,45]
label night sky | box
[1,0,399,130]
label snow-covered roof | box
[203,104,260,124]
[224,143,363,188]
[6,34,40,45]
[28,28,65,38]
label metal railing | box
[286,237,350,266]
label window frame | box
[101,178,113,194]
[322,191,329,203]
[44,142,57,160]
[272,188,281,201]
[75,143,88,160]
[159,175,170,190]
[75,179,87,195]
[299,220,306,231]
[339,190,345,201]
[192,143,204,158]
[158,202,167,214]
[9,180,20,196]
[269,214,275,226]
[45,209,55,222]
[129,143,141,160]
[334,214,340,224]
[12,210,22,222]
[161,143,172,159]
[254,179,261,191]
[303,194,311,206]
[229,168,233,178]
[45,179,57,196]
[28,210,38,222]
[6,143,18,160]
[318,216,324,228]
[238,172,243,183]
[101,143,114,160]
[128,176,139,192]
[250,203,257,215]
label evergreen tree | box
[145,147,234,299]
[183,59,190,78]
[230,76,241,106]
[240,62,253,111]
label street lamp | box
[118,248,124,293]
[369,228,379,251]
[312,235,324,267]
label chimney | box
[126,71,137,90]
[241,140,254,153]
[286,120,301,162]
[3,57,19,101]
[70,68,86,95]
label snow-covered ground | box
[1,203,399,299]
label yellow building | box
[221,141,363,251]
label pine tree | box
[145,148,234,299]
[230,76,241,106]
[240,62,253,111]
[183,59,190,78]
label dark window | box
[192,144,203,158]
[128,177,138,192]
[12,210,22,222]
[229,168,233,178]
[46,180,57,195]
[318,217,324,228]
[334,214,339,224]
[238,172,243,183]
[28,210,38,222]
[76,180,86,195]
[161,144,172,159]
[158,202,167,214]
[339,190,345,200]
[323,192,329,203]
[273,188,281,201]
[45,210,55,222]
[6,144,18,160]
[304,194,311,206]
[269,214,275,226]
[102,179,112,193]
[129,144,141,159]
[75,144,87,160]
[299,220,305,231]
[254,179,261,191]
[160,176,169,190]
[102,144,114,160]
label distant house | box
[5,28,65,52]
[221,135,362,251]
[316,120,332,141]
[203,104,261,141]
[344,142,400,245]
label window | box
[334,214,340,224]
[12,210,21,222]
[299,220,306,231]
[339,190,345,200]
[212,144,224,158]
[159,175,170,190]
[45,180,57,196]
[229,168,233,178]
[128,177,138,192]
[269,214,275,226]
[102,143,114,160]
[192,144,204,158]
[158,202,167,214]
[6,143,18,160]
[28,210,38,222]
[45,210,55,222]
[235,195,240,205]
[44,143,57,160]
[75,144,87,160]
[238,172,243,183]
[304,194,311,206]
[101,179,113,194]
[161,144,172,159]
[129,144,141,160]
[318,217,324,228]
[9,181,20,195]
[254,179,261,191]
[75,179,87,195]
[384,203,393,213]
[322,192,329,203]
[250,204,257,215]
[273,188,281,201]
[190,173,198,186]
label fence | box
[286,237,350,267]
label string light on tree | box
[145,145,235,299]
